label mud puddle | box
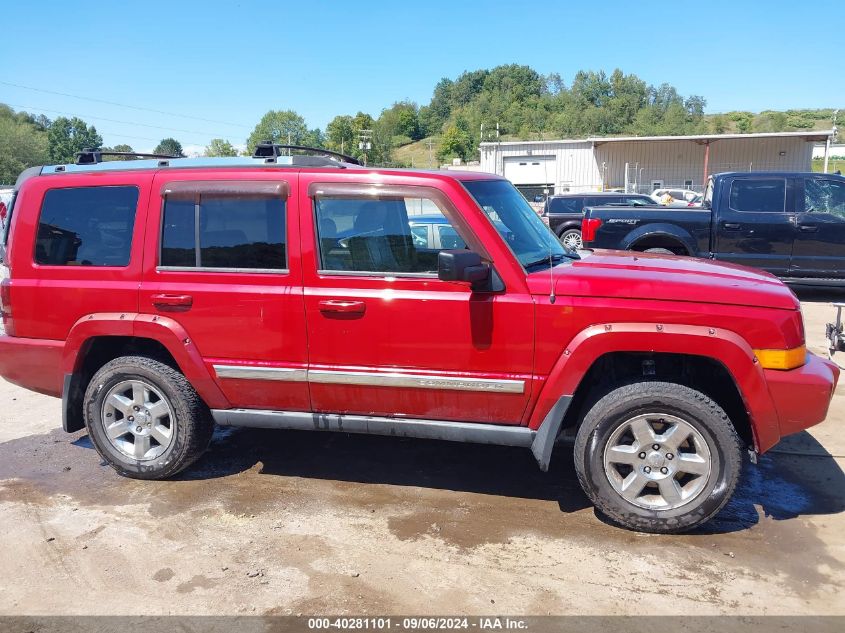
[0,425,842,598]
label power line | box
[7,103,231,140]
[0,80,250,129]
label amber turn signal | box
[753,345,807,371]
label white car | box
[651,189,701,206]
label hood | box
[526,249,799,310]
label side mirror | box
[438,250,490,289]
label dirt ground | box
[0,290,843,616]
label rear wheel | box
[84,356,214,480]
[643,247,675,255]
[559,228,582,250]
[574,381,742,533]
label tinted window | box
[438,225,466,250]
[409,224,429,248]
[161,193,286,269]
[315,196,456,274]
[623,196,653,206]
[729,179,786,213]
[548,197,583,214]
[805,179,845,217]
[35,186,138,266]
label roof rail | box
[74,148,178,165]
[253,141,361,166]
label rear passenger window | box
[35,186,139,266]
[548,197,583,214]
[729,179,786,213]
[160,185,287,270]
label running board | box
[211,409,535,448]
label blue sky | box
[1,0,841,154]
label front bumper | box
[764,352,839,441]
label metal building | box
[479,130,835,197]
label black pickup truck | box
[580,171,845,284]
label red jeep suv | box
[0,144,837,533]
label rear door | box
[789,176,845,278]
[140,171,309,411]
[712,175,795,275]
[8,173,151,340]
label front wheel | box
[574,381,742,533]
[84,356,214,480]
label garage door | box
[503,155,556,185]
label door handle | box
[318,299,366,314]
[151,294,193,309]
[798,224,819,232]
[722,222,741,230]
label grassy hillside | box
[392,137,442,168]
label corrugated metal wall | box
[480,136,816,194]
[480,141,600,193]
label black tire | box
[574,381,742,533]
[559,228,582,250]
[642,247,675,255]
[84,356,214,480]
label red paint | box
[0,163,837,454]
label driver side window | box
[805,179,845,217]
[313,192,469,275]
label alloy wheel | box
[602,413,712,510]
[101,379,175,461]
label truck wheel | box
[643,247,675,255]
[559,229,582,250]
[574,381,742,533]
[83,356,214,480]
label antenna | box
[541,140,556,304]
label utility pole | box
[825,109,839,174]
[358,129,372,166]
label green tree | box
[204,138,238,157]
[325,115,356,154]
[728,111,754,134]
[101,143,135,161]
[246,110,310,151]
[0,108,49,184]
[711,114,728,134]
[154,138,184,157]
[437,123,473,162]
[47,116,103,163]
[377,101,421,144]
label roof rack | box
[253,141,361,166]
[74,148,178,165]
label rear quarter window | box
[729,179,786,213]
[548,197,583,214]
[35,186,139,266]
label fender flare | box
[620,223,698,256]
[527,322,781,453]
[61,313,230,430]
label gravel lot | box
[0,289,843,616]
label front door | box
[140,172,309,411]
[300,179,534,425]
[789,176,845,278]
[712,175,795,276]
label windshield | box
[463,180,569,268]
